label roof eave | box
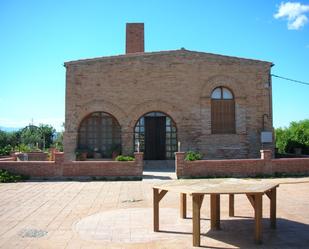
[64,49,273,67]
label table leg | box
[153,188,159,232]
[268,188,277,229]
[153,188,167,232]
[210,194,220,230]
[192,194,203,247]
[180,193,187,219]
[229,194,235,217]
[254,194,263,244]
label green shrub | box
[14,144,32,153]
[0,145,13,156]
[275,119,309,154]
[115,155,134,161]
[0,169,28,183]
[185,151,202,161]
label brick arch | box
[127,100,182,130]
[72,100,127,132]
[200,75,245,99]
[77,111,121,131]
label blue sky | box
[0,0,308,131]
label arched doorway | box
[77,112,121,159]
[134,112,177,160]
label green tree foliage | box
[52,131,64,152]
[51,123,64,151]
[275,119,309,154]
[38,124,56,149]
[0,124,59,155]
[20,124,56,149]
[0,130,21,148]
[0,130,21,155]
[20,125,41,149]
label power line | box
[271,74,309,86]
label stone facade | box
[64,48,273,161]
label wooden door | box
[145,116,166,160]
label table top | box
[153,179,279,195]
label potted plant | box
[75,147,88,161]
[93,147,102,159]
[185,151,202,161]
[108,144,121,160]
[115,155,134,161]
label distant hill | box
[0,126,21,132]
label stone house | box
[63,23,274,162]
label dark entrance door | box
[144,116,166,160]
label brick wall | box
[64,50,273,161]
[0,161,60,177]
[27,152,49,161]
[176,150,309,178]
[0,152,143,179]
[11,152,49,161]
[0,157,15,161]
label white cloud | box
[288,14,308,29]
[274,2,309,30]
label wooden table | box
[153,179,279,247]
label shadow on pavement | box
[159,217,309,248]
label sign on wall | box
[261,131,273,143]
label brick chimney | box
[126,23,144,54]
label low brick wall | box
[11,152,49,161]
[27,152,49,161]
[176,150,309,178]
[271,158,309,174]
[0,161,61,177]
[0,157,15,161]
[0,152,143,179]
[62,161,140,177]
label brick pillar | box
[134,152,144,176]
[55,152,64,164]
[175,152,186,178]
[54,152,64,177]
[260,150,272,174]
[260,150,272,160]
[126,23,144,53]
[49,148,58,161]
[10,152,17,161]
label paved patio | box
[0,177,309,249]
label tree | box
[51,122,64,151]
[38,124,56,149]
[275,119,309,154]
[52,131,63,151]
[0,129,21,155]
[0,124,57,155]
[20,124,56,150]
[20,125,41,149]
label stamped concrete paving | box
[0,178,309,249]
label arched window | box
[211,87,235,134]
[134,112,177,160]
[78,112,121,158]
